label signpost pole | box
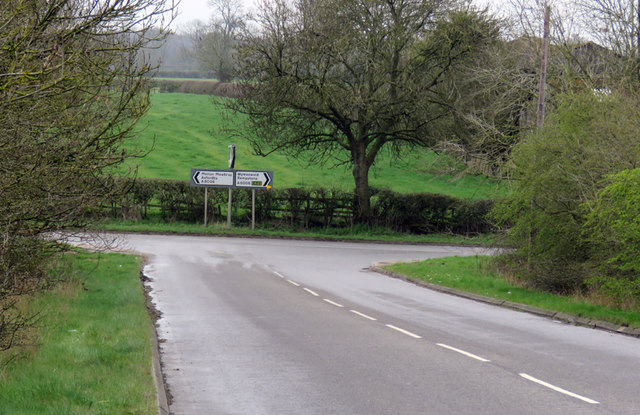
[204,188,208,227]
[251,189,256,231]
[227,188,232,229]
[227,143,236,229]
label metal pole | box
[227,188,232,229]
[252,189,256,231]
[204,188,208,227]
[228,144,236,229]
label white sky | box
[172,0,257,29]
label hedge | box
[151,79,242,97]
[101,178,495,235]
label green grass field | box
[126,93,505,199]
[0,251,157,415]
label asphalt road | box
[116,234,640,415]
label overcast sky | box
[172,0,256,29]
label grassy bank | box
[95,218,499,246]
[0,251,157,415]
[385,256,640,328]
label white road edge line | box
[519,373,599,404]
[350,310,377,321]
[385,324,422,339]
[436,343,490,362]
[286,279,300,287]
[274,271,286,279]
[324,299,344,308]
[303,288,319,297]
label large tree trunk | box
[352,145,372,224]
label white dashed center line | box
[350,310,377,321]
[385,324,422,339]
[324,299,344,308]
[275,268,605,407]
[519,373,599,404]
[436,343,490,362]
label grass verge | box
[0,251,157,415]
[94,218,499,246]
[385,256,640,328]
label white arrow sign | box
[234,170,273,189]
[191,169,234,187]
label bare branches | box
[188,0,246,81]
[0,0,175,354]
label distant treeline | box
[151,78,241,97]
[101,178,495,235]
[155,71,216,79]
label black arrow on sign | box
[193,171,201,185]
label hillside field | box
[126,93,505,200]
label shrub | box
[493,91,640,293]
[372,189,493,234]
[585,169,640,307]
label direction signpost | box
[189,168,274,229]
[234,170,273,229]
[235,170,273,189]
[190,169,234,187]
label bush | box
[493,91,640,293]
[585,169,640,307]
[372,190,493,234]
[0,236,57,352]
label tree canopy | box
[229,0,502,221]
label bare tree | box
[192,0,246,81]
[428,12,537,174]
[577,0,640,89]
[0,0,175,352]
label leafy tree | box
[0,0,174,352]
[229,0,502,222]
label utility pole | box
[531,4,551,272]
[537,4,551,128]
